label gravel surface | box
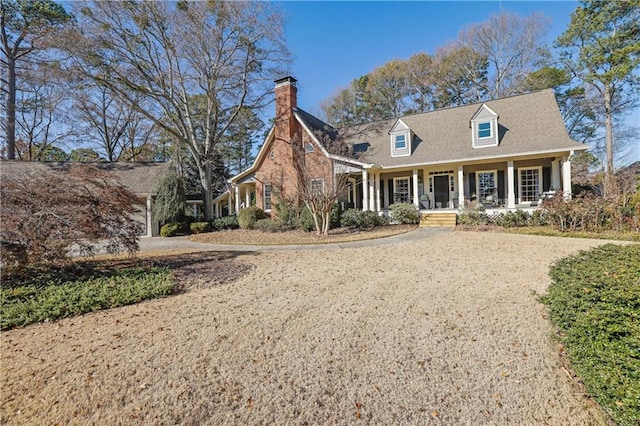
[1,231,612,425]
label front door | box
[434,175,450,208]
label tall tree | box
[68,1,288,219]
[431,44,488,108]
[366,59,412,118]
[219,107,263,175]
[1,0,71,159]
[459,10,551,99]
[556,0,640,190]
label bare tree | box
[66,1,289,219]
[459,10,551,99]
[73,84,158,161]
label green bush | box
[210,216,239,230]
[274,199,300,229]
[389,202,420,224]
[0,267,174,329]
[542,244,640,425]
[495,210,531,228]
[160,222,184,237]
[238,206,266,229]
[457,201,488,225]
[299,205,317,232]
[330,203,343,228]
[189,222,211,234]
[340,209,387,229]
[254,218,290,233]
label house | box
[0,161,171,236]
[215,76,587,218]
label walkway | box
[138,226,453,253]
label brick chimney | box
[274,76,298,143]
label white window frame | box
[305,142,315,153]
[477,121,492,139]
[310,178,324,194]
[393,177,411,204]
[518,166,542,203]
[263,183,272,211]
[390,130,411,157]
[476,169,497,204]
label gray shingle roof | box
[0,161,171,195]
[341,89,586,168]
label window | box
[310,178,324,194]
[263,184,272,211]
[476,170,497,204]
[450,175,455,192]
[305,142,314,153]
[519,167,541,203]
[269,150,275,159]
[478,121,491,139]
[393,177,410,204]
[394,134,406,150]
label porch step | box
[420,212,458,227]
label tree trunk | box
[201,161,215,221]
[604,87,614,196]
[6,54,16,159]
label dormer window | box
[389,119,412,157]
[470,104,499,148]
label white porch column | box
[362,170,369,210]
[375,172,381,212]
[351,178,357,206]
[234,185,240,214]
[551,159,561,190]
[227,193,232,216]
[245,186,251,208]
[507,161,516,209]
[457,165,464,208]
[412,169,419,207]
[369,172,375,211]
[215,202,219,218]
[562,155,572,199]
[146,195,153,237]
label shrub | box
[330,203,343,228]
[299,205,317,232]
[542,245,640,426]
[211,216,239,230]
[0,164,140,272]
[160,222,184,237]
[189,222,211,234]
[341,209,387,229]
[274,198,300,229]
[495,210,531,228]
[152,169,187,223]
[457,201,488,225]
[254,218,290,233]
[389,202,420,224]
[238,206,266,229]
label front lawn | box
[542,244,640,425]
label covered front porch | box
[357,155,573,214]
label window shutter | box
[497,171,505,202]
[543,167,551,191]
[469,173,476,199]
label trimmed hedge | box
[160,222,184,237]
[238,206,266,230]
[340,209,388,229]
[542,244,640,425]
[189,222,211,234]
[389,202,420,224]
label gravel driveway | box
[1,231,610,424]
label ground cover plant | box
[542,244,640,425]
[1,266,174,330]
[0,252,252,330]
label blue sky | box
[280,1,639,162]
[280,1,578,113]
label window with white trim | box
[394,134,406,150]
[310,178,324,194]
[393,177,410,204]
[476,170,497,204]
[263,183,272,211]
[519,167,541,203]
[477,121,492,139]
[305,142,314,153]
